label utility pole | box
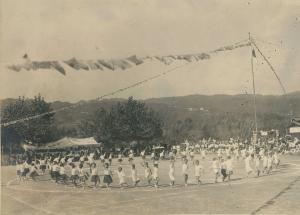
[249,32,258,144]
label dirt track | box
[1,155,300,214]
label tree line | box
[1,95,291,153]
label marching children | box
[39,157,46,175]
[190,150,195,164]
[201,149,206,160]
[103,163,113,188]
[217,148,222,160]
[60,156,66,165]
[87,154,95,173]
[241,148,246,159]
[169,160,175,186]
[23,160,30,179]
[91,163,100,189]
[234,148,239,160]
[116,166,127,188]
[144,162,152,185]
[108,153,113,166]
[273,151,280,168]
[79,163,89,189]
[226,156,233,181]
[169,150,175,161]
[100,153,105,165]
[29,163,39,181]
[153,162,159,188]
[182,158,189,186]
[194,160,203,185]
[128,150,134,164]
[141,150,146,162]
[70,163,79,187]
[181,150,187,161]
[52,161,60,183]
[131,164,140,187]
[118,153,123,165]
[267,153,273,174]
[263,154,268,173]
[220,158,227,182]
[151,151,155,161]
[79,154,85,165]
[16,161,23,181]
[212,157,220,183]
[160,150,164,160]
[59,163,68,184]
[254,154,261,177]
[67,157,73,165]
[245,154,253,177]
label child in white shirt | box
[117,166,127,188]
[131,164,140,187]
[212,157,220,183]
[182,159,189,186]
[169,160,175,186]
[194,160,203,185]
[153,162,159,188]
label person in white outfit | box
[116,166,127,188]
[182,159,189,186]
[245,154,253,177]
[169,160,175,186]
[153,162,159,188]
[226,156,233,181]
[194,160,203,184]
[131,164,140,187]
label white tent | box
[37,137,100,150]
[22,143,37,151]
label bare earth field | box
[1,154,300,215]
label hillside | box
[1,92,299,140]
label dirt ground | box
[1,154,300,215]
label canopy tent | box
[36,137,100,150]
[22,143,37,151]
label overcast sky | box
[0,0,299,102]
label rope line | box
[251,39,287,95]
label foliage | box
[1,94,55,151]
[80,97,163,148]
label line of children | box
[17,146,282,190]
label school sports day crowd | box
[14,137,299,190]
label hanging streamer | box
[2,39,251,127]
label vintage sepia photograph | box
[0,0,300,214]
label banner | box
[6,40,250,76]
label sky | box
[0,0,299,102]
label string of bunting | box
[1,39,251,127]
[6,40,250,75]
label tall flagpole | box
[249,32,258,144]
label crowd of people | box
[13,136,296,190]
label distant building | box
[289,117,300,138]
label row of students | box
[16,149,280,189]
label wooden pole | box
[249,33,258,144]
